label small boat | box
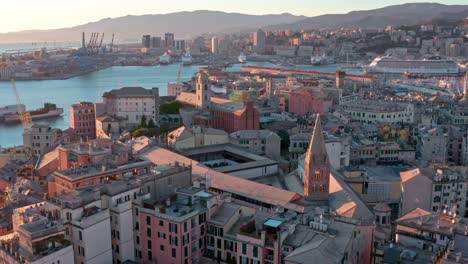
[238,53,247,63]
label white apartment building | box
[102,87,160,128]
[339,100,414,124]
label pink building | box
[70,101,96,140]
[194,101,260,133]
[136,187,214,264]
[288,88,332,115]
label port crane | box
[110,34,114,53]
[177,63,183,84]
[10,79,32,131]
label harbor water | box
[0,62,358,147]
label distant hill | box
[0,11,305,43]
[1,3,467,44]
[266,3,468,30]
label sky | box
[1,0,467,33]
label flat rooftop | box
[54,160,151,180]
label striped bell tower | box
[304,114,330,202]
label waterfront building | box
[253,29,266,54]
[102,86,160,129]
[229,130,281,159]
[142,35,151,48]
[151,36,162,48]
[175,40,185,52]
[22,124,60,155]
[211,36,219,55]
[70,101,96,140]
[165,33,175,49]
[168,126,229,150]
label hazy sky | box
[1,0,466,33]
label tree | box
[277,129,290,150]
[148,118,156,128]
[132,128,149,138]
[140,115,147,128]
[160,101,183,114]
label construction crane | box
[87,32,95,49]
[11,79,32,131]
[110,33,114,53]
[97,33,105,54]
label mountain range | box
[0,3,467,44]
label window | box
[148,251,152,261]
[160,245,165,251]
[147,228,151,237]
[79,231,82,241]
[253,246,258,258]
[146,216,151,225]
[184,221,188,232]
[172,248,176,258]
[136,236,140,245]
[242,243,247,255]
[116,245,119,253]
[184,246,188,257]
[148,240,152,248]
[159,220,164,226]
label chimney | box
[82,32,86,48]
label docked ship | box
[3,103,63,123]
[159,52,171,65]
[365,56,459,74]
[238,53,247,63]
[181,50,193,65]
[310,54,334,65]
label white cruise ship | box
[181,50,192,65]
[365,56,459,74]
[159,52,171,65]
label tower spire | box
[304,114,330,202]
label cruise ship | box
[3,103,63,123]
[159,52,171,65]
[365,56,459,74]
[181,50,192,65]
